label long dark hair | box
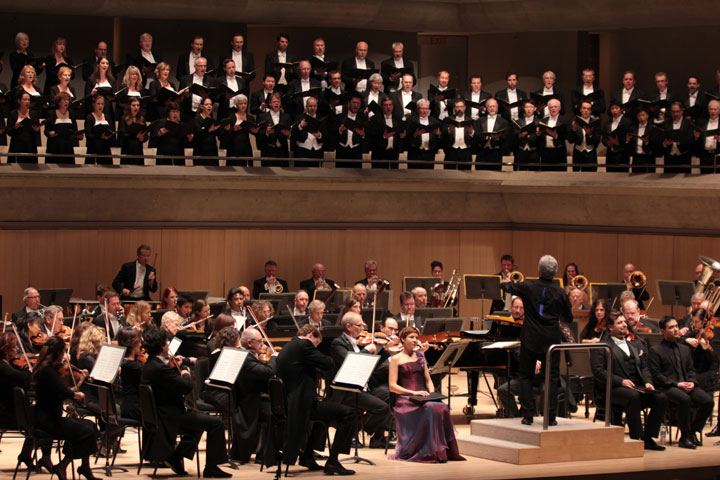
[31,336,66,385]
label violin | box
[258,344,272,363]
[30,331,49,347]
[57,360,86,386]
[634,323,653,334]
[135,348,148,364]
[12,353,38,370]
[594,320,607,334]
[357,331,389,348]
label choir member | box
[256,92,292,166]
[538,98,568,171]
[694,99,720,173]
[116,65,145,115]
[441,98,474,170]
[43,37,74,95]
[117,97,148,164]
[13,65,46,115]
[571,68,606,116]
[81,40,112,82]
[662,101,695,174]
[216,59,247,120]
[380,41,414,94]
[626,108,659,173]
[405,98,441,169]
[7,91,41,163]
[475,97,511,171]
[568,100,601,172]
[150,103,188,165]
[287,59,321,120]
[291,96,326,167]
[220,95,259,166]
[680,76,709,121]
[148,62,177,121]
[48,65,77,101]
[9,32,44,89]
[191,97,221,164]
[609,70,645,118]
[44,91,81,164]
[179,56,214,121]
[335,92,367,168]
[512,100,539,171]
[176,34,210,81]
[602,101,633,172]
[126,32,163,89]
[368,96,405,169]
[361,73,387,119]
[84,57,116,124]
[341,41,375,93]
[649,72,675,124]
[250,73,275,116]
[218,33,255,86]
[463,75,492,120]
[264,33,296,92]
[84,94,115,165]
[495,72,527,122]
[428,70,454,120]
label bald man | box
[538,98,568,171]
[341,41,376,93]
[299,263,336,301]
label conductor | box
[500,255,572,426]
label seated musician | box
[623,263,650,310]
[494,297,526,417]
[429,260,459,310]
[351,283,369,308]
[330,312,393,449]
[679,292,704,332]
[205,314,235,355]
[591,314,668,450]
[680,308,719,393]
[276,324,355,475]
[116,327,144,421]
[562,262,580,292]
[340,298,363,319]
[491,254,516,313]
[369,317,401,394]
[141,327,231,477]
[622,299,659,333]
[161,311,195,366]
[284,290,309,316]
[126,300,153,332]
[17,312,46,355]
[299,263,336,300]
[111,244,158,301]
[250,300,278,331]
[392,291,424,331]
[223,287,248,329]
[91,292,126,339]
[41,305,65,337]
[301,300,333,328]
[412,287,428,309]
[568,288,588,310]
[160,286,180,311]
[11,287,42,323]
[252,260,289,298]
[580,298,610,343]
[176,295,193,322]
[649,316,714,449]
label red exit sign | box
[430,36,447,45]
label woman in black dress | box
[191,96,221,164]
[12,65,46,116]
[579,298,610,343]
[84,57,116,124]
[115,327,143,420]
[48,65,78,102]
[115,65,145,117]
[147,62,177,122]
[43,37,74,95]
[118,97,147,164]
[150,102,187,165]
[220,94,259,166]
[9,32,44,89]
[85,93,114,165]
[45,91,81,164]
[32,336,99,480]
[7,91,41,163]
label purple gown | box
[390,351,463,463]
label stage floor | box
[2,372,719,480]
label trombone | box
[570,274,588,290]
[508,271,524,283]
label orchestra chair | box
[138,384,201,478]
[192,358,222,415]
[12,386,73,480]
[261,376,288,479]
[96,384,142,469]
[384,393,396,455]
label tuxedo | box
[441,113,475,170]
[329,334,391,437]
[389,90,422,121]
[290,114,327,167]
[649,340,714,438]
[92,312,127,340]
[299,277,336,300]
[625,120,660,173]
[428,85,457,120]
[112,260,158,300]
[405,114,441,169]
[360,89,388,114]
[512,115,539,171]
[680,91,710,120]
[609,87,646,117]
[125,49,163,88]
[141,355,227,465]
[216,75,248,119]
[334,110,368,168]
[567,116,601,172]
[590,334,667,440]
[538,115,569,171]
[475,114,511,171]
[179,73,216,119]
[252,277,289,299]
[694,117,720,173]
[570,86,606,117]
[340,57,376,93]
[276,336,353,465]
[662,117,695,174]
[602,116,634,172]
[264,51,297,88]
[462,89,493,119]
[250,88,274,116]
[217,50,256,84]
[175,52,212,81]
[495,88,528,122]
[380,57,415,93]
[391,312,426,331]
[532,89,565,117]
[368,112,405,168]
[256,111,293,166]
[286,77,321,119]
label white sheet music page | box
[90,344,126,384]
[333,352,380,388]
[208,347,249,385]
[169,336,182,355]
[482,340,521,349]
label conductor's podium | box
[457,417,644,465]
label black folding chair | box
[96,384,142,472]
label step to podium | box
[457,417,644,465]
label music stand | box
[259,293,296,312]
[414,307,453,319]
[429,341,469,410]
[656,280,695,318]
[313,289,351,312]
[38,288,73,309]
[421,318,465,336]
[361,309,386,329]
[332,353,381,466]
[463,275,502,327]
[603,282,629,309]
[403,277,441,293]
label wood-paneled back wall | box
[0,228,713,317]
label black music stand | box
[656,280,695,318]
[38,288,73,309]
[464,275,502,328]
[403,277,441,293]
[602,282,629,309]
[313,289,351,313]
[414,307,454,319]
[421,318,465,336]
[429,341,469,410]
[259,293,296,312]
[332,353,381,466]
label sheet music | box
[482,340,521,349]
[169,336,182,355]
[89,344,126,384]
[208,347,249,385]
[333,353,380,388]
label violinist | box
[679,292,705,333]
[0,332,38,471]
[680,308,719,392]
[18,312,47,354]
[116,327,144,421]
[329,312,393,449]
[368,318,401,393]
[42,304,65,336]
[11,286,42,323]
[140,327,230,478]
[411,287,428,309]
[340,297,363,318]
[76,325,105,415]
[161,311,195,366]
[92,292,126,339]
[392,291,425,330]
[205,313,235,355]
[622,299,659,334]
[580,298,610,343]
[32,336,99,480]
[300,300,332,328]
[68,322,92,364]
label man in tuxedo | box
[250,73,275,116]
[91,292,126,339]
[571,68,606,117]
[513,100,540,171]
[218,34,255,86]
[176,35,209,81]
[141,328,231,477]
[538,98,568,171]
[590,314,668,450]
[330,312,393,448]
[428,70,454,120]
[649,316,714,449]
[112,244,158,300]
[609,71,646,117]
[602,101,634,172]
[380,42,414,94]
[441,98,474,170]
[490,254,516,313]
[125,32,163,89]
[252,260,289,298]
[464,75,493,120]
[680,76,709,121]
[495,72,527,122]
[216,59,247,120]
[355,259,382,288]
[412,287,428,308]
[290,96,326,166]
[287,60,321,120]
[300,300,334,328]
[568,100,601,172]
[662,101,695,174]
[335,92,367,168]
[475,97,510,171]
[392,291,424,331]
[352,283,368,307]
[11,287,41,323]
[341,41,375,93]
[256,92,292,166]
[310,37,333,87]
[179,56,216,121]
[264,33,296,92]
[405,99,440,169]
[626,108,659,173]
[694,99,720,173]
[82,41,114,81]
[650,72,675,125]
[299,263,336,300]
[276,325,355,475]
[368,97,405,168]
[533,70,564,118]
[390,73,422,121]
[285,290,309,316]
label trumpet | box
[508,271,524,283]
[266,277,284,293]
[570,274,588,290]
[628,271,646,289]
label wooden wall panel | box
[0,228,716,321]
